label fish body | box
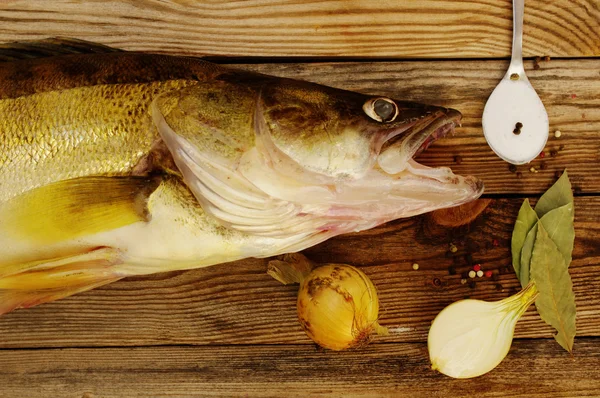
[0,40,483,314]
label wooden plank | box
[0,197,597,348]
[1,339,599,397]
[0,0,599,58]
[236,59,600,195]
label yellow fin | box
[0,247,124,315]
[0,176,161,244]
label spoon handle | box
[510,0,525,71]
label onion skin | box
[297,264,387,350]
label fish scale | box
[0,80,193,201]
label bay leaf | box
[519,223,538,287]
[539,202,575,267]
[530,222,577,353]
[511,199,538,283]
[535,170,573,218]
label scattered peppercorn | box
[529,166,537,173]
[485,270,493,278]
[468,281,477,289]
[461,279,467,285]
[554,130,562,138]
[550,150,558,157]
[516,172,523,179]
[454,155,463,165]
[468,270,476,279]
[448,266,457,275]
[449,243,458,253]
[510,73,520,80]
[555,170,563,179]
[508,164,517,173]
[492,272,500,282]
[432,278,442,287]
[539,152,545,158]
[495,283,504,291]
[540,162,547,170]
[476,270,484,278]
[492,239,499,247]
[412,263,419,270]
[473,264,481,272]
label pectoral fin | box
[0,247,124,315]
[0,176,161,244]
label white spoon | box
[482,0,548,165]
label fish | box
[0,38,483,314]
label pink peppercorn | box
[540,152,545,158]
[485,270,493,278]
[492,239,499,247]
[473,264,481,272]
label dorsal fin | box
[0,37,123,62]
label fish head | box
[251,79,483,219]
[153,75,483,249]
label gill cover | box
[152,81,334,238]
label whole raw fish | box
[0,39,483,314]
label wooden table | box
[1,1,599,397]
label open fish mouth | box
[377,108,463,175]
[324,107,484,224]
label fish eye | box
[363,97,398,123]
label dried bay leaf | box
[519,223,538,287]
[540,203,575,267]
[535,171,573,218]
[530,222,576,353]
[510,170,576,352]
[512,199,538,282]
[518,203,575,287]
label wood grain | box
[0,0,599,58]
[235,59,600,195]
[1,339,599,397]
[0,197,597,348]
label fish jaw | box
[319,163,484,228]
[377,108,462,174]
[330,108,484,228]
